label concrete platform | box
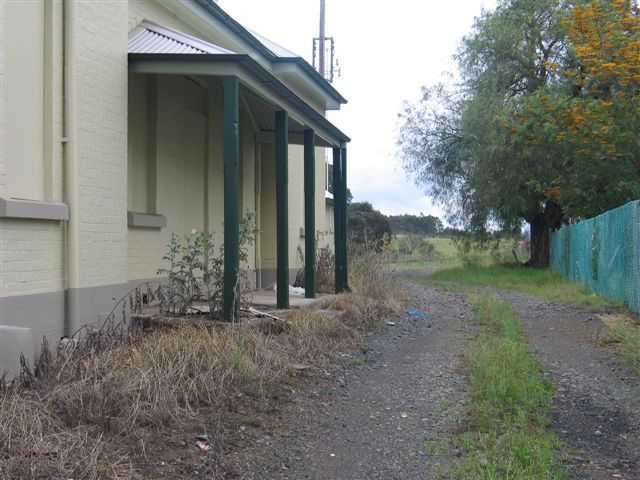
[249,290,331,311]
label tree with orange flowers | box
[514,0,640,217]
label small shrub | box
[157,212,257,318]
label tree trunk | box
[526,202,563,268]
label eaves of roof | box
[194,0,347,106]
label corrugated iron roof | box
[128,21,234,55]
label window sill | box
[0,196,69,221]
[127,211,167,229]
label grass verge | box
[441,293,564,479]
[430,265,615,309]
[597,313,640,374]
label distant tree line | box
[387,214,443,236]
[346,201,463,253]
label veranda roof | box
[128,22,349,147]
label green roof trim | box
[194,0,347,106]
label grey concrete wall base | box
[66,282,132,333]
[0,325,34,380]
[0,289,66,361]
[0,282,130,377]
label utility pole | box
[319,0,326,78]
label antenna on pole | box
[312,0,340,83]
[319,0,326,78]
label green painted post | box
[341,146,349,291]
[223,76,240,322]
[304,129,316,298]
[276,110,289,309]
[332,147,344,293]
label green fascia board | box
[128,52,350,145]
[194,0,347,106]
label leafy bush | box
[157,212,257,317]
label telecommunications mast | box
[312,0,340,83]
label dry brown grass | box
[2,262,402,478]
[323,266,404,330]
[0,395,135,479]
[283,310,358,365]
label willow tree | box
[399,0,570,266]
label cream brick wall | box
[128,0,203,38]
[0,1,66,295]
[288,145,305,269]
[0,220,66,294]
[127,76,259,281]
[75,1,128,288]
[259,143,332,273]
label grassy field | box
[389,235,524,270]
[440,294,564,479]
[389,236,460,269]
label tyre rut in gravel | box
[228,281,472,479]
[495,291,640,480]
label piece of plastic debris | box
[187,305,210,314]
[196,441,211,451]
[195,434,208,442]
[273,284,306,296]
[291,363,311,371]
[330,453,336,457]
[241,306,282,321]
[386,321,396,326]
[405,309,427,319]
[400,412,408,418]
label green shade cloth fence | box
[550,200,639,314]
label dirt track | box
[225,275,640,479]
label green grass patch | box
[598,315,640,374]
[432,265,614,309]
[440,293,564,479]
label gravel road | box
[225,276,640,480]
[228,280,472,479]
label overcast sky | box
[220,0,497,221]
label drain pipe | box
[64,0,80,336]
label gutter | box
[64,0,80,335]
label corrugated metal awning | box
[128,21,234,55]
